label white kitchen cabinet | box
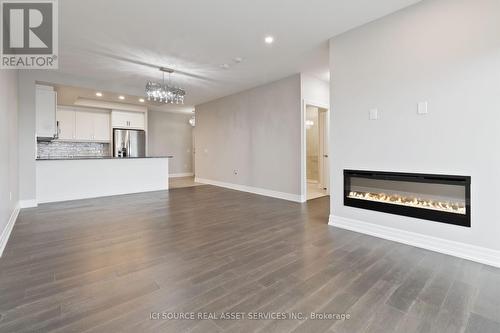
[93,112,111,141]
[75,111,95,141]
[36,85,57,139]
[111,110,145,129]
[56,108,76,140]
[56,108,111,142]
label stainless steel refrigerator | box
[113,129,146,157]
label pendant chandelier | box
[145,67,186,104]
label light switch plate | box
[369,109,379,120]
[418,101,428,115]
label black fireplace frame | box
[344,170,471,227]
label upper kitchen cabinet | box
[56,108,76,140]
[111,110,145,130]
[75,111,95,141]
[36,85,57,140]
[92,112,111,141]
[56,107,111,142]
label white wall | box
[0,70,19,254]
[148,111,193,175]
[195,74,302,199]
[301,74,329,107]
[329,0,500,257]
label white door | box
[56,109,75,140]
[75,111,94,141]
[93,112,111,141]
[127,112,145,129]
[111,111,129,128]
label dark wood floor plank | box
[465,313,500,333]
[0,185,497,333]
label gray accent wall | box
[195,74,302,195]
[0,70,19,238]
[148,111,193,175]
[329,0,500,251]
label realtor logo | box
[1,0,58,69]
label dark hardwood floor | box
[0,185,499,333]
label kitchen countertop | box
[36,156,173,161]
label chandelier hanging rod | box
[159,67,174,73]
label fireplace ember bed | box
[344,170,471,227]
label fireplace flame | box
[348,191,466,215]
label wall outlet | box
[418,101,428,115]
[369,108,379,120]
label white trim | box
[19,199,37,208]
[169,172,194,178]
[329,215,500,268]
[195,177,304,203]
[302,99,330,202]
[0,203,20,257]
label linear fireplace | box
[344,170,471,227]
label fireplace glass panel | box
[343,170,471,227]
[348,177,466,215]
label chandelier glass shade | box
[145,68,186,104]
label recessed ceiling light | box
[264,36,274,44]
[220,63,230,69]
[234,57,243,63]
[139,98,145,103]
[118,95,125,100]
[95,92,102,97]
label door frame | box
[301,99,330,202]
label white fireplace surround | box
[328,0,500,268]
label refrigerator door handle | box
[128,137,131,157]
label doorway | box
[304,104,329,201]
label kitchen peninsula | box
[34,84,174,204]
[36,156,172,203]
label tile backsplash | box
[37,141,111,158]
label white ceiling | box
[58,0,421,109]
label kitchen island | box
[36,156,172,203]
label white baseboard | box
[329,215,500,268]
[0,203,20,257]
[195,177,304,203]
[169,173,194,178]
[19,199,37,208]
